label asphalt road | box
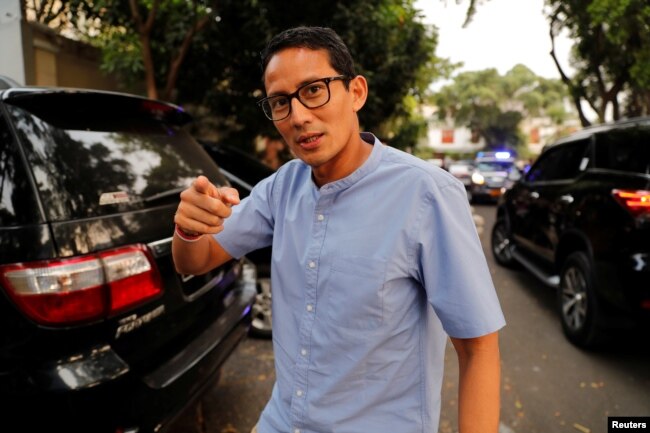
[169,204,650,433]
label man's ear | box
[350,75,368,112]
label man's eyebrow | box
[267,77,324,97]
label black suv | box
[491,118,650,347]
[0,81,256,432]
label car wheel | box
[491,219,517,268]
[558,252,601,348]
[249,277,272,338]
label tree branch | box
[549,19,591,126]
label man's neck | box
[311,135,373,187]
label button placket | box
[290,196,332,426]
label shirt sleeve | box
[414,180,506,338]
[213,172,277,259]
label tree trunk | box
[162,15,210,101]
[141,35,158,99]
[129,0,160,99]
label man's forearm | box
[452,332,501,433]
[172,233,213,275]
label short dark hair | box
[260,26,356,84]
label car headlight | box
[471,172,485,185]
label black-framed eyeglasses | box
[257,75,350,121]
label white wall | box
[423,125,486,153]
[0,1,26,84]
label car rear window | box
[594,126,650,175]
[6,93,223,221]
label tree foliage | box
[547,0,650,125]
[25,0,446,152]
[457,0,650,126]
[433,65,569,150]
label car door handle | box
[559,194,574,204]
[529,191,540,199]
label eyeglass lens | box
[262,79,333,121]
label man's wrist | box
[175,224,204,242]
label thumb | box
[218,187,241,206]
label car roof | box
[547,116,650,150]
[0,85,192,126]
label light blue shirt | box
[215,133,505,433]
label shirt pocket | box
[325,256,386,330]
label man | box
[173,26,505,433]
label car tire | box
[491,219,518,268]
[558,252,601,348]
[249,277,272,338]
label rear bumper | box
[594,251,650,328]
[470,184,504,201]
[2,270,256,433]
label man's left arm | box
[450,331,501,433]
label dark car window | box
[5,94,222,221]
[475,161,513,172]
[594,127,650,174]
[526,139,589,182]
[0,112,41,226]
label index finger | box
[193,175,220,198]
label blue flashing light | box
[495,151,511,160]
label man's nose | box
[289,97,312,126]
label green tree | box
[433,65,569,151]
[456,0,650,126]
[28,0,446,152]
[548,0,650,125]
[180,0,449,150]
[22,0,213,101]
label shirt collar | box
[313,132,384,194]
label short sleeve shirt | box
[215,132,506,433]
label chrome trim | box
[147,236,173,258]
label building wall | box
[424,125,486,154]
[0,2,28,84]
[28,23,119,91]
[0,5,119,92]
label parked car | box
[469,151,520,203]
[447,159,475,199]
[0,80,256,432]
[200,140,276,338]
[448,159,475,186]
[491,118,650,347]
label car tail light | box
[612,189,650,217]
[0,245,162,325]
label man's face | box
[263,48,366,177]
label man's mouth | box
[297,133,323,149]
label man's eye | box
[270,98,289,110]
[303,84,325,97]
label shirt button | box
[296,389,304,397]
[317,214,325,221]
[306,304,313,312]
[308,261,316,268]
[301,348,308,356]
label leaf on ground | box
[573,422,591,433]
[515,399,523,409]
